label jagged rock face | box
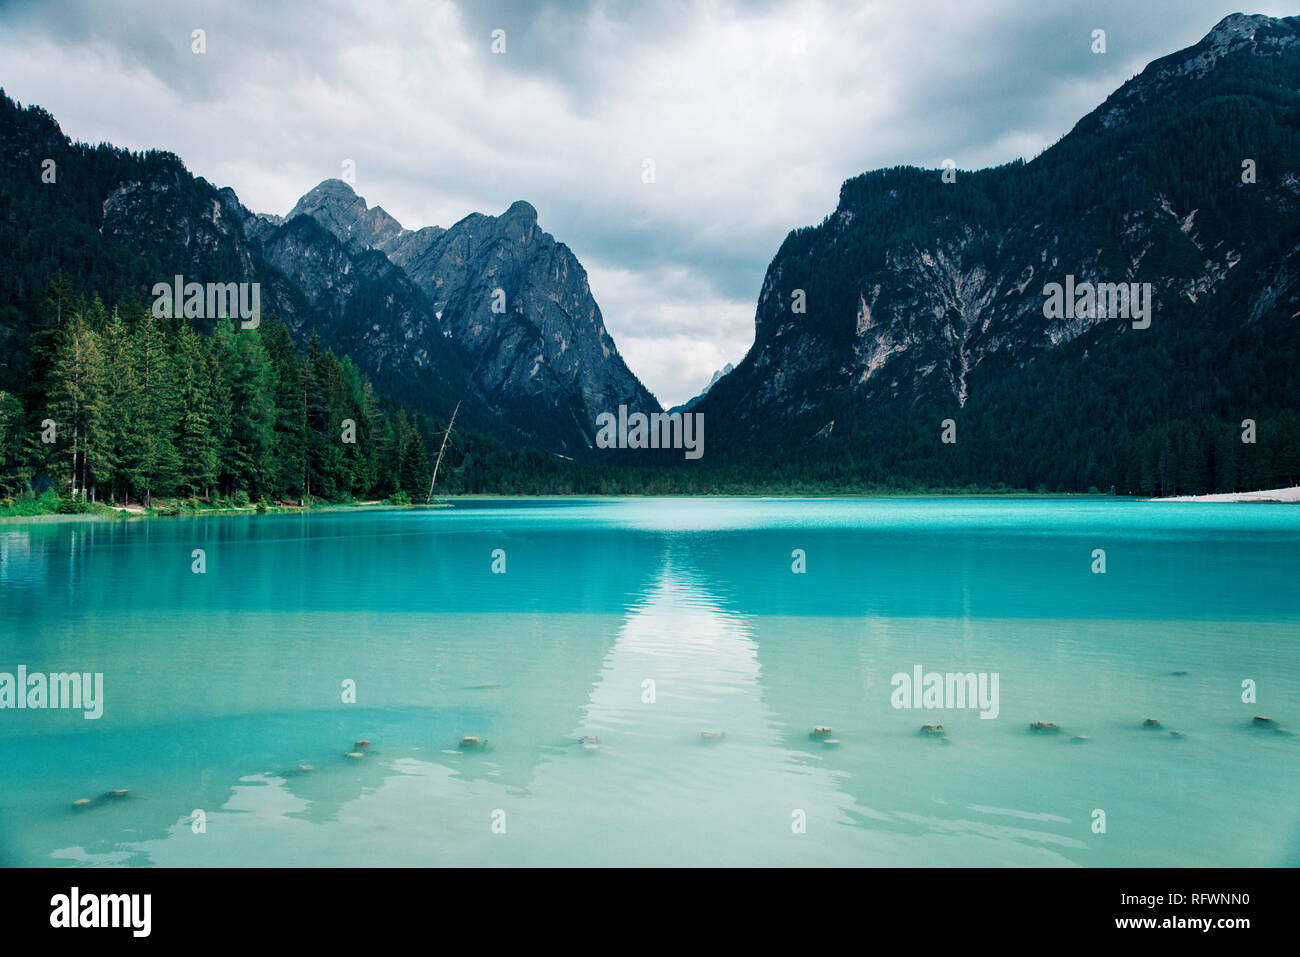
[279,181,659,451]
[700,13,1300,456]
[384,199,658,448]
[100,162,257,284]
[247,212,478,423]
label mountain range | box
[0,108,657,457]
[2,11,1299,493]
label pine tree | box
[303,334,345,500]
[47,307,106,499]
[21,276,81,491]
[375,407,403,497]
[335,357,365,496]
[135,308,183,504]
[0,390,24,496]
[261,317,307,500]
[207,325,236,496]
[398,427,431,498]
[173,322,219,497]
[216,320,278,498]
[98,306,144,503]
[354,377,381,497]
[80,298,117,501]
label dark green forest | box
[3,265,1297,507]
[1,278,909,505]
[0,278,443,507]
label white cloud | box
[586,262,753,406]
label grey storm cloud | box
[0,0,1287,405]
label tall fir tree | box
[398,427,431,499]
[173,322,219,497]
[97,306,144,503]
[261,317,308,499]
[215,320,278,497]
[134,308,183,504]
[47,306,106,498]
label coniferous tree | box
[352,376,381,497]
[206,331,235,497]
[0,390,24,496]
[398,427,431,499]
[21,277,81,491]
[47,306,106,498]
[261,317,308,500]
[135,308,182,505]
[216,320,277,498]
[374,407,402,497]
[173,322,219,497]
[98,306,144,503]
[303,334,346,499]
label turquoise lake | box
[1,497,1298,867]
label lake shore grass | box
[0,492,427,523]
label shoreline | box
[1151,486,1300,503]
[4,486,1297,523]
[0,500,445,524]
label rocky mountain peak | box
[1204,12,1291,48]
[1183,12,1298,74]
[669,363,734,414]
[503,199,539,225]
[286,178,403,250]
[267,177,657,451]
[1087,13,1298,132]
[286,177,359,221]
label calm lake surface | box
[1,497,1298,867]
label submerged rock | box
[71,790,129,811]
[1252,716,1290,733]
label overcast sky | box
[0,1,1288,405]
